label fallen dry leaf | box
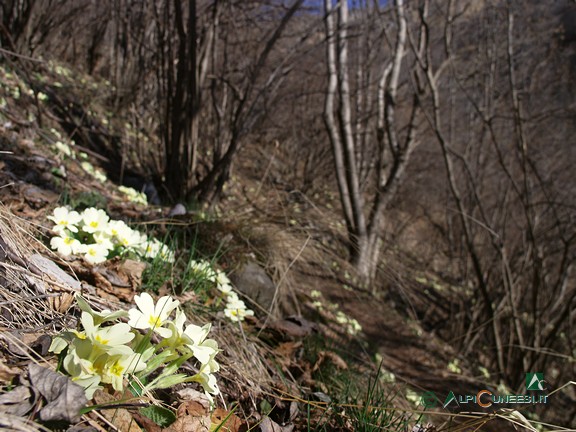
[91,258,146,302]
[0,359,22,383]
[28,363,87,423]
[22,184,58,208]
[0,331,47,358]
[94,266,132,288]
[0,385,34,416]
[48,292,75,313]
[177,400,208,418]
[93,389,143,432]
[162,414,210,432]
[119,259,147,288]
[175,388,211,412]
[0,413,48,431]
[259,416,294,432]
[162,389,220,432]
[287,401,298,423]
[211,408,247,432]
[312,350,348,372]
[274,341,302,359]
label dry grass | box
[0,203,75,332]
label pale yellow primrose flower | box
[63,347,102,398]
[49,335,69,355]
[193,366,220,403]
[80,161,95,174]
[141,239,175,262]
[50,293,219,400]
[59,335,108,398]
[183,323,218,365]
[128,292,180,338]
[106,220,132,241]
[197,339,220,374]
[94,232,114,251]
[198,366,219,394]
[224,298,254,322]
[189,260,217,281]
[215,270,231,289]
[164,310,220,369]
[118,226,146,249]
[226,291,239,303]
[158,244,175,263]
[81,161,107,183]
[50,232,83,256]
[48,206,81,233]
[163,308,189,349]
[215,270,234,295]
[100,352,147,391]
[81,207,110,234]
[81,312,134,356]
[118,185,148,205]
[93,170,107,183]
[83,243,109,264]
[54,141,75,158]
[217,283,233,296]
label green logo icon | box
[443,391,458,408]
[420,391,438,408]
[526,373,545,390]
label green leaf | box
[137,349,173,378]
[139,405,177,427]
[127,376,148,397]
[260,399,273,416]
[147,373,188,390]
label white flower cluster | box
[310,290,362,335]
[81,161,107,183]
[118,185,148,206]
[47,206,174,264]
[334,310,362,335]
[48,130,109,183]
[188,260,254,322]
[53,140,75,159]
[50,293,220,401]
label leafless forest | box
[2,0,575,420]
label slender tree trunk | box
[323,0,416,283]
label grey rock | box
[230,262,277,311]
[168,203,187,217]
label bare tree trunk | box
[323,0,416,283]
[323,0,358,253]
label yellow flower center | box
[95,334,109,345]
[109,362,124,377]
[148,315,162,328]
